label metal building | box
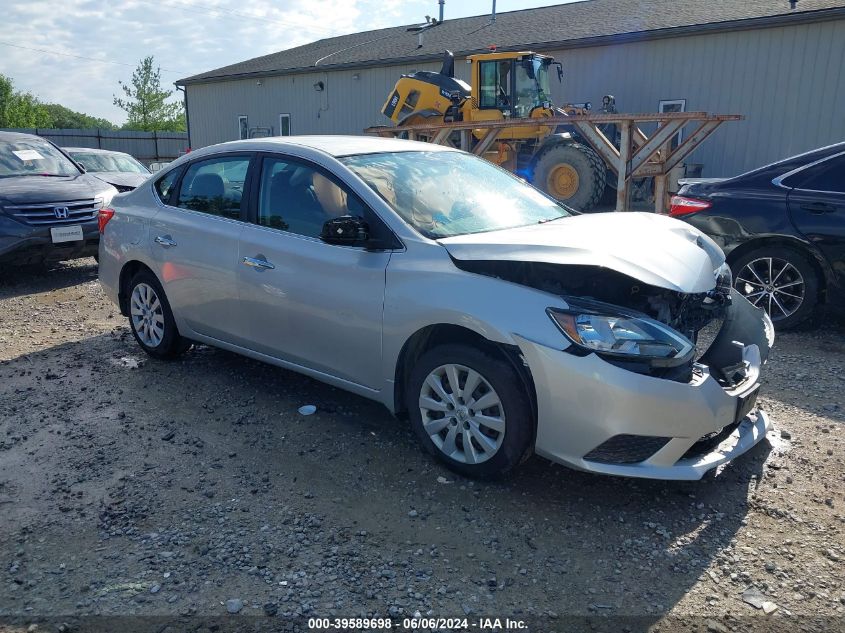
[177,0,845,177]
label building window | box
[238,115,248,140]
[279,113,291,136]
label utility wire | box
[147,0,340,36]
[0,40,190,75]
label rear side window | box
[782,154,845,193]
[155,168,181,204]
[177,155,251,220]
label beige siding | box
[186,18,845,177]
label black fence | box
[1,127,189,165]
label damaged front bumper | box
[516,290,775,480]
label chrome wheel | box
[735,257,805,321]
[130,282,165,348]
[418,363,505,465]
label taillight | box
[98,208,115,233]
[669,195,712,217]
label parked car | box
[148,161,171,174]
[99,136,774,480]
[0,131,117,266]
[65,147,151,192]
[671,142,845,329]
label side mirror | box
[320,215,369,245]
[77,162,87,172]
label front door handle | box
[154,235,177,247]
[800,202,836,214]
[241,256,275,270]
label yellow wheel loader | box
[381,50,608,211]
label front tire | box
[533,141,607,212]
[406,345,534,479]
[127,270,191,359]
[731,246,819,330]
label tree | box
[0,73,52,128]
[114,56,185,132]
[43,103,116,130]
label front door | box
[149,153,253,344]
[785,153,845,295]
[237,154,391,389]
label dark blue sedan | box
[670,142,845,329]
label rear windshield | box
[69,151,149,174]
[0,138,80,178]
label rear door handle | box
[241,256,275,270]
[800,202,836,214]
[154,235,177,247]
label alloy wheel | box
[735,257,805,321]
[130,282,165,348]
[418,363,506,465]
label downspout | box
[176,84,191,150]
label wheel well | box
[117,260,155,316]
[393,324,538,429]
[725,237,828,302]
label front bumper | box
[516,291,775,480]
[0,216,98,265]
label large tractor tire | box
[533,142,607,212]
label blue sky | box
[0,0,574,124]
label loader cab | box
[472,52,560,119]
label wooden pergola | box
[365,111,742,213]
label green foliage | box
[0,73,52,128]
[42,103,116,130]
[0,73,117,130]
[114,56,185,132]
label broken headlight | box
[548,303,694,366]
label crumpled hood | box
[439,212,726,293]
[90,171,149,189]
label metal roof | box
[177,0,845,85]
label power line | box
[146,0,340,36]
[0,41,190,75]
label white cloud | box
[0,0,412,123]
[0,0,561,125]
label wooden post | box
[615,121,631,212]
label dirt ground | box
[0,259,843,633]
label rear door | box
[784,153,845,291]
[236,153,392,389]
[149,153,254,344]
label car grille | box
[4,199,99,226]
[584,434,671,464]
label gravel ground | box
[0,259,843,632]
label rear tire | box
[406,344,534,479]
[533,141,607,212]
[730,246,819,330]
[127,270,191,359]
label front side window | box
[155,168,181,204]
[257,157,365,238]
[782,155,845,193]
[177,155,250,219]
[0,138,79,178]
[341,150,571,239]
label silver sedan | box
[98,136,775,480]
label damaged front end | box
[454,258,767,386]
[455,258,775,479]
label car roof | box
[64,147,132,156]
[194,135,457,158]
